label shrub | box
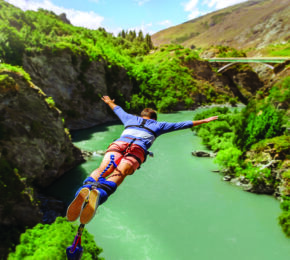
[279,197,290,237]
[215,146,243,173]
[8,217,103,260]
[242,164,273,186]
[235,103,285,150]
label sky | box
[5,0,248,35]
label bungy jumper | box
[66,155,117,260]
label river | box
[48,110,290,260]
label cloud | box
[133,0,151,6]
[5,0,104,30]
[158,20,172,26]
[187,10,200,20]
[183,0,199,12]
[203,0,248,10]
[183,0,248,21]
[183,0,200,20]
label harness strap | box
[125,119,157,138]
[124,153,142,165]
[106,138,145,168]
[85,182,116,196]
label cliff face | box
[184,59,264,105]
[23,49,134,130]
[0,69,83,228]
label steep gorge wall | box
[23,49,134,130]
[0,70,84,232]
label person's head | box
[141,108,157,120]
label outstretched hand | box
[101,95,117,110]
[204,116,218,123]
[192,115,218,126]
[101,96,115,104]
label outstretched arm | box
[102,96,117,110]
[193,116,218,126]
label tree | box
[0,23,24,65]
[145,33,153,49]
[137,30,144,41]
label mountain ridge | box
[152,0,290,54]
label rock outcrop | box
[192,150,216,157]
[0,69,84,228]
[23,49,134,130]
[184,59,264,105]
[223,135,290,197]
[245,136,290,197]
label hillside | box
[152,0,290,54]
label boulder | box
[192,150,215,157]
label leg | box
[90,151,122,180]
[79,161,135,224]
[106,161,136,186]
[67,143,144,224]
[66,152,120,223]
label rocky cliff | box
[184,59,264,105]
[23,48,134,130]
[0,68,84,255]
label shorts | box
[105,141,145,171]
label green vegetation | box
[215,45,247,58]
[235,101,285,150]
[198,45,247,58]
[209,12,230,27]
[265,41,290,57]
[0,73,17,90]
[0,63,31,81]
[0,0,235,113]
[8,217,103,260]
[45,96,56,109]
[193,76,290,236]
[0,0,156,104]
[172,32,200,44]
[117,29,153,56]
[0,0,152,67]
[128,44,201,112]
[279,197,290,237]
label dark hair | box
[141,108,157,120]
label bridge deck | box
[207,57,289,63]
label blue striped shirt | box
[113,106,193,151]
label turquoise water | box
[48,111,290,260]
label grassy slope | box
[152,0,290,52]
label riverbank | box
[192,77,290,238]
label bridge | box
[207,57,289,72]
